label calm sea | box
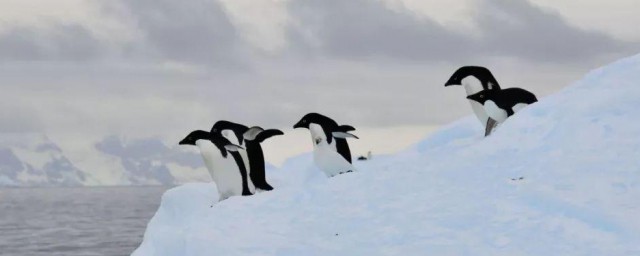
[0,186,167,256]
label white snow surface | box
[133,55,640,256]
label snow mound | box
[133,54,640,256]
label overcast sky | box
[1,0,639,143]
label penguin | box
[466,87,537,126]
[445,66,502,136]
[312,133,357,177]
[293,113,357,163]
[179,130,253,200]
[210,120,255,192]
[242,126,284,191]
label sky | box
[1,0,639,164]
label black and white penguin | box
[242,126,284,191]
[466,88,537,126]
[293,113,359,177]
[445,66,502,135]
[293,113,357,163]
[210,120,254,192]
[179,130,253,200]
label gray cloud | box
[287,0,476,62]
[0,101,43,133]
[105,0,247,67]
[0,24,105,62]
[0,0,247,68]
[287,0,635,63]
[477,0,630,63]
[0,0,638,137]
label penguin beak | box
[178,138,189,145]
[466,95,480,103]
[293,120,305,129]
[444,78,459,87]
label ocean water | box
[0,186,167,256]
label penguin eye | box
[212,129,217,132]
[303,120,307,123]
[479,95,484,98]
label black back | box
[445,66,502,91]
[468,88,538,116]
[244,129,283,191]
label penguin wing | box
[332,131,359,139]
[255,129,284,142]
[337,125,356,132]
[224,144,244,152]
[243,126,264,141]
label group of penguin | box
[179,114,359,201]
[179,66,538,201]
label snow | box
[133,54,640,256]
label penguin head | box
[466,90,496,104]
[180,130,238,158]
[293,113,338,129]
[445,66,501,90]
[179,130,211,146]
[211,120,249,145]
[294,113,340,144]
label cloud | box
[0,24,105,62]
[0,0,638,137]
[104,0,247,67]
[0,100,43,133]
[286,0,636,63]
[287,0,476,62]
[476,0,630,63]
[0,0,248,68]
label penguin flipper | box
[243,126,264,141]
[224,144,244,152]
[255,129,284,142]
[485,118,498,137]
[332,132,359,139]
[338,125,356,132]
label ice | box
[133,54,640,255]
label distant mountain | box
[0,134,209,187]
[0,134,85,187]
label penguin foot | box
[257,183,274,191]
[242,191,253,196]
[485,118,498,137]
[510,177,525,181]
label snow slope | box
[133,54,640,256]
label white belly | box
[313,146,355,177]
[463,77,490,127]
[222,131,255,193]
[196,141,244,200]
[469,100,490,127]
[309,123,338,151]
[483,100,509,123]
[512,103,529,113]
